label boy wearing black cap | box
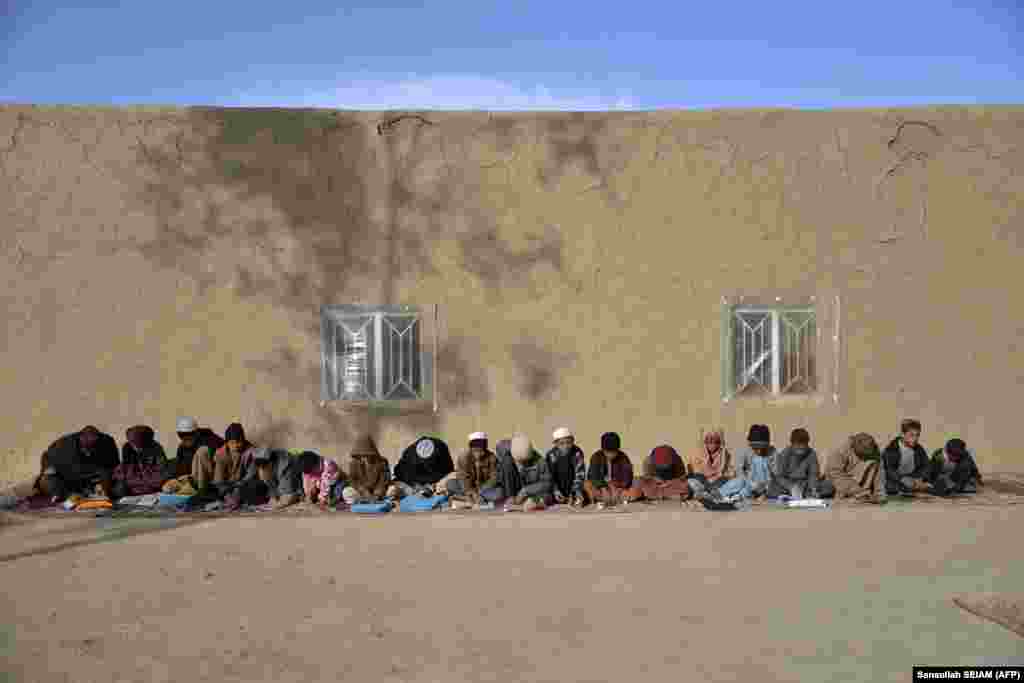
[193,422,253,491]
[717,424,776,499]
[584,432,634,506]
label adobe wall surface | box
[1,105,1021,480]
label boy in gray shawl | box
[770,428,835,499]
[507,433,553,511]
[239,447,304,510]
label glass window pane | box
[780,310,817,394]
[733,310,773,395]
[381,314,422,400]
[337,315,376,400]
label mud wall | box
[1,105,1021,480]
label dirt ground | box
[2,501,1023,683]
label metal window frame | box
[320,304,437,409]
[722,298,820,402]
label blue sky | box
[2,0,1020,109]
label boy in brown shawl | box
[825,433,887,503]
[439,432,502,504]
[342,435,391,504]
[191,422,253,492]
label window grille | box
[723,303,818,398]
[321,304,435,405]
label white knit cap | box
[510,433,532,462]
[468,432,487,442]
[552,427,572,441]
[176,417,198,432]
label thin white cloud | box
[228,75,635,111]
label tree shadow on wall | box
[129,108,586,452]
[507,341,580,402]
[534,112,629,207]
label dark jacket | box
[494,440,523,499]
[515,451,553,498]
[242,450,303,499]
[882,437,930,484]
[394,437,455,486]
[586,450,634,489]
[545,445,586,498]
[928,449,982,489]
[174,428,225,476]
[41,430,120,478]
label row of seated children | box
[5,417,981,512]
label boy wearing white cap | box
[545,427,586,506]
[439,432,502,504]
[172,417,224,478]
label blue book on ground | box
[399,495,448,513]
[351,501,393,514]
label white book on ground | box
[786,498,830,508]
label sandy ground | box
[2,502,1023,683]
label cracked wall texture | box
[1,105,1022,480]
